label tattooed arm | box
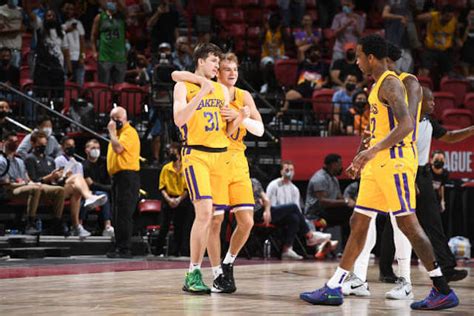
[403,76,422,120]
[352,76,413,172]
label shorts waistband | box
[184,145,227,153]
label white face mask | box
[89,148,100,159]
[42,127,52,137]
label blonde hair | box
[220,52,239,66]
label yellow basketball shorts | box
[355,146,417,217]
[181,147,228,210]
[213,150,255,215]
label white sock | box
[189,263,201,273]
[391,213,412,283]
[428,267,443,278]
[223,252,237,265]
[353,216,377,282]
[327,267,349,289]
[212,265,223,280]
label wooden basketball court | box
[0,259,471,315]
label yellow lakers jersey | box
[180,81,229,148]
[368,70,413,158]
[399,72,422,144]
[228,87,247,151]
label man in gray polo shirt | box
[305,154,354,245]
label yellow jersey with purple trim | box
[179,81,229,148]
[368,70,413,159]
[399,72,422,145]
[228,87,247,151]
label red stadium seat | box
[262,0,278,9]
[138,199,162,213]
[439,76,471,107]
[441,109,473,128]
[274,59,299,89]
[63,81,81,114]
[83,81,113,114]
[247,26,261,41]
[236,0,260,7]
[20,66,30,81]
[312,89,335,121]
[209,0,231,8]
[433,92,456,120]
[245,7,264,26]
[214,8,244,24]
[229,23,246,37]
[464,92,474,114]
[417,76,434,90]
[114,83,147,117]
[362,28,385,37]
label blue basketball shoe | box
[411,288,459,310]
[300,284,344,305]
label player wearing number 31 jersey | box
[173,43,235,295]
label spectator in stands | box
[260,13,289,94]
[171,36,193,71]
[106,106,140,258]
[349,89,369,136]
[331,74,358,135]
[17,116,61,159]
[305,154,354,247]
[91,0,127,85]
[25,131,107,237]
[124,0,151,52]
[82,138,114,237]
[0,132,64,235]
[382,0,418,72]
[293,14,322,62]
[125,47,150,85]
[148,0,179,62]
[0,47,20,97]
[154,142,193,256]
[34,9,71,102]
[0,99,12,142]
[264,161,332,260]
[417,5,459,77]
[330,42,364,89]
[0,0,24,68]
[278,0,306,27]
[330,0,365,62]
[278,45,328,117]
[54,136,83,175]
[461,9,474,77]
[430,150,449,212]
[62,0,86,86]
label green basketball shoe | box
[182,269,211,294]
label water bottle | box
[263,239,271,259]
[36,218,42,233]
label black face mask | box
[114,119,123,130]
[35,145,46,155]
[0,110,8,118]
[346,51,356,61]
[354,101,367,114]
[170,153,179,162]
[346,83,356,92]
[44,20,57,29]
[334,167,343,176]
[0,59,9,67]
[64,147,75,157]
[433,160,445,169]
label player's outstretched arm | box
[173,81,213,127]
[439,125,474,143]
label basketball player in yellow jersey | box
[300,35,459,310]
[342,42,424,300]
[172,53,264,294]
[174,43,235,295]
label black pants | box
[379,214,396,276]
[319,206,353,248]
[255,203,309,246]
[112,171,140,252]
[154,197,194,256]
[379,165,457,273]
